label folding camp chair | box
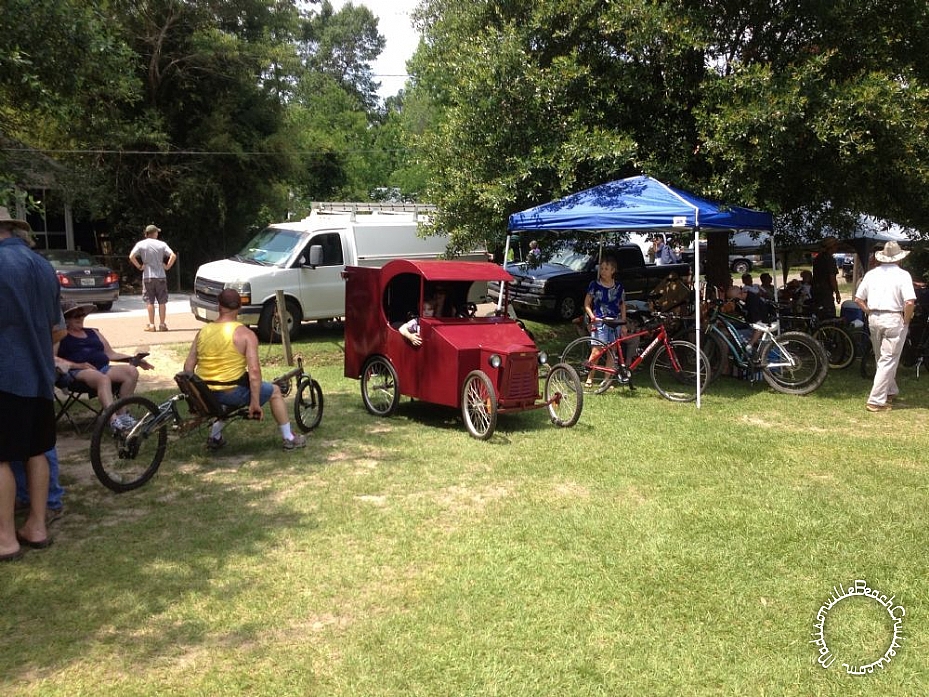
[54,372,117,433]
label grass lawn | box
[2,312,927,696]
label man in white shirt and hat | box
[854,241,917,412]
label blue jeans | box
[591,321,618,345]
[215,382,274,410]
[13,447,64,511]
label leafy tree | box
[409,0,929,273]
[297,0,385,111]
[3,0,396,281]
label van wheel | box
[258,299,301,342]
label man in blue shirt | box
[0,207,61,561]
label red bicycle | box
[560,311,710,402]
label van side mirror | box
[306,245,323,268]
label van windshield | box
[234,227,303,266]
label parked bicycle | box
[775,303,856,370]
[694,299,829,395]
[89,356,323,492]
[560,310,709,402]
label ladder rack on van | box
[309,202,437,222]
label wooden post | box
[275,290,293,366]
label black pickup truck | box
[489,242,691,320]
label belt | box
[870,309,903,314]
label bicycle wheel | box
[678,327,726,383]
[90,396,167,493]
[848,327,871,358]
[361,356,400,416]
[759,331,829,395]
[649,340,709,402]
[461,370,497,440]
[860,343,876,379]
[814,324,855,370]
[544,362,583,427]
[294,378,324,432]
[560,336,614,394]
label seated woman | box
[56,301,154,430]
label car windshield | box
[41,250,97,267]
[547,248,591,271]
[234,227,303,266]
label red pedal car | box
[343,259,583,439]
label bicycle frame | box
[705,306,798,374]
[590,318,685,377]
[90,356,324,493]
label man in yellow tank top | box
[183,289,306,450]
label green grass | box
[2,317,927,696]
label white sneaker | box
[111,413,137,433]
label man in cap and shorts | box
[129,223,176,332]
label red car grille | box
[502,355,538,401]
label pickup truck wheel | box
[257,299,301,342]
[730,259,752,275]
[555,295,582,321]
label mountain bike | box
[559,310,709,402]
[775,304,856,370]
[89,356,323,493]
[695,300,829,395]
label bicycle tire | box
[544,362,583,427]
[848,327,871,358]
[759,331,829,395]
[294,378,324,432]
[649,340,710,403]
[860,344,876,379]
[360,356,400,416]
[813,324,855,370]
[90,395,167,493]
[560,336,615,394]
[461,370,497,440]
[678,327,726,383]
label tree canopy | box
[3,0,928,281]
[408,0,929,256]
[0,0,403,275]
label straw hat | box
[875,241,909,263]
[62,301,97,318]
[0,206,31,232]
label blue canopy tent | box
[508,175,773,233]
[505,175,774,407]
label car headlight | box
[226,282,251,306]
[488,354,502,369]
[537,352,548,365]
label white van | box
[190,203,483,340]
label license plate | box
[80,278,96,287]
